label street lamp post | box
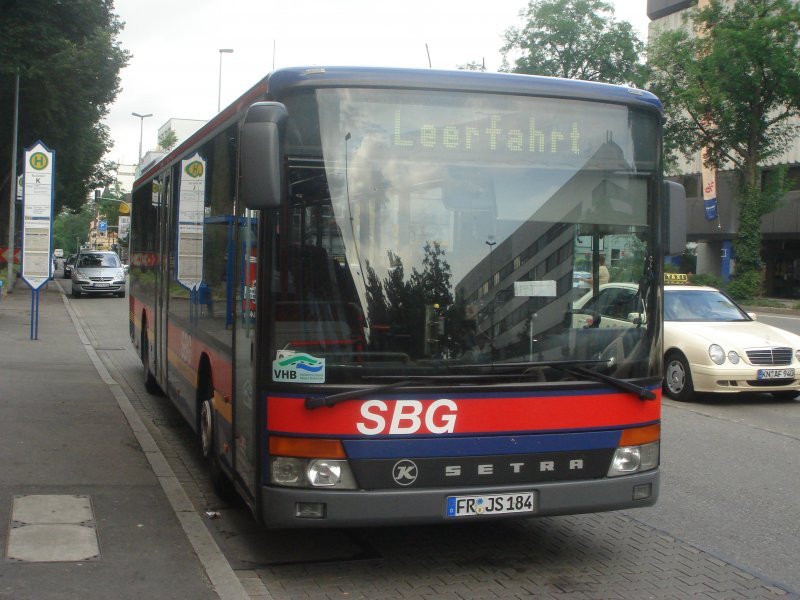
[5,71,20,293]
[218,48,234,112]
[131,112,152,163]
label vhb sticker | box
[356,399,457,435]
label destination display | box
[318,89,645,168]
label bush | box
[688,273,725,289]
[726,271,761,303]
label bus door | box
[232,208,259,500]
[155,172,172,385]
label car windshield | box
[78,253,120,268]
[664,289,748,322]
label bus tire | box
[198,379,235,499]
[141,319,160,395]
[664,351,694,402]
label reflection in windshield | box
[271,88,660,383]
[78,253,120,268]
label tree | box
[158,128,179,152]
[648,0,800,298]
[0,0,130,240]
[500,0,648,87]
[52,205,94,255]
[457,60,487,72]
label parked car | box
[63,254,77,278]
[663,285,800,401]
[574,280,800,401]
[70,250,126,298]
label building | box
[157,118,207,151]
[647,0,800,297]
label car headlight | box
[795,349,800,363]
[73,270,89,283]
[709,344,725,365]
[727,351,740,364]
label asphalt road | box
[631,309,800,590]
[62,276,800,598]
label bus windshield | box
[270,87,659,384]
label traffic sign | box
[98,220,107,233]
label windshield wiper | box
[304,360,613,409]
[560,365,656,401]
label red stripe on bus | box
[266,392,660,437]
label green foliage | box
[649,0,800,173]
[52,205,94,255]
[158,128,179,152]
[726,271,762,303]
[648,0,800,287]
[0,0,130,229]
[501,0,648,86]
[457,61,487,72]
[688,273,725,289]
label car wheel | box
[771,390,798,401]
[664,351,694,401]
[71,287,81,298]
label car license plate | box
[758,368,795,379]
[93,282,109,288]
[446,491,536,517]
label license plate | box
[758,368,795,380]
[92,282,109,288]
[446,491,536,517]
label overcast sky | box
[105,0,650,168]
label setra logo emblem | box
[392,459,418,486]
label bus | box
[129,66,680,528]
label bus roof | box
[134,66,662,190]
[267,66,662,111]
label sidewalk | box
[0,282,224,600]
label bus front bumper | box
[258,470,659,528]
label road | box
[61,276,800,598]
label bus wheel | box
[141,323,160,395]
[664,351,694,402]
[199,395,235,499]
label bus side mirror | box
[663,180,687,256]
[241,102,288,210]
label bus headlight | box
[270,457,357,489]
[307,460,343,487]
[271,457,304,485]
[608,441,659,477]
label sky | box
[104,0,651,168]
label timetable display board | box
[21,141,55,290]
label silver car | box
[71,251,126,298]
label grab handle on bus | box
[241,101,289,210]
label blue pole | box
[721,240,733,282]
[30,289,40,340]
